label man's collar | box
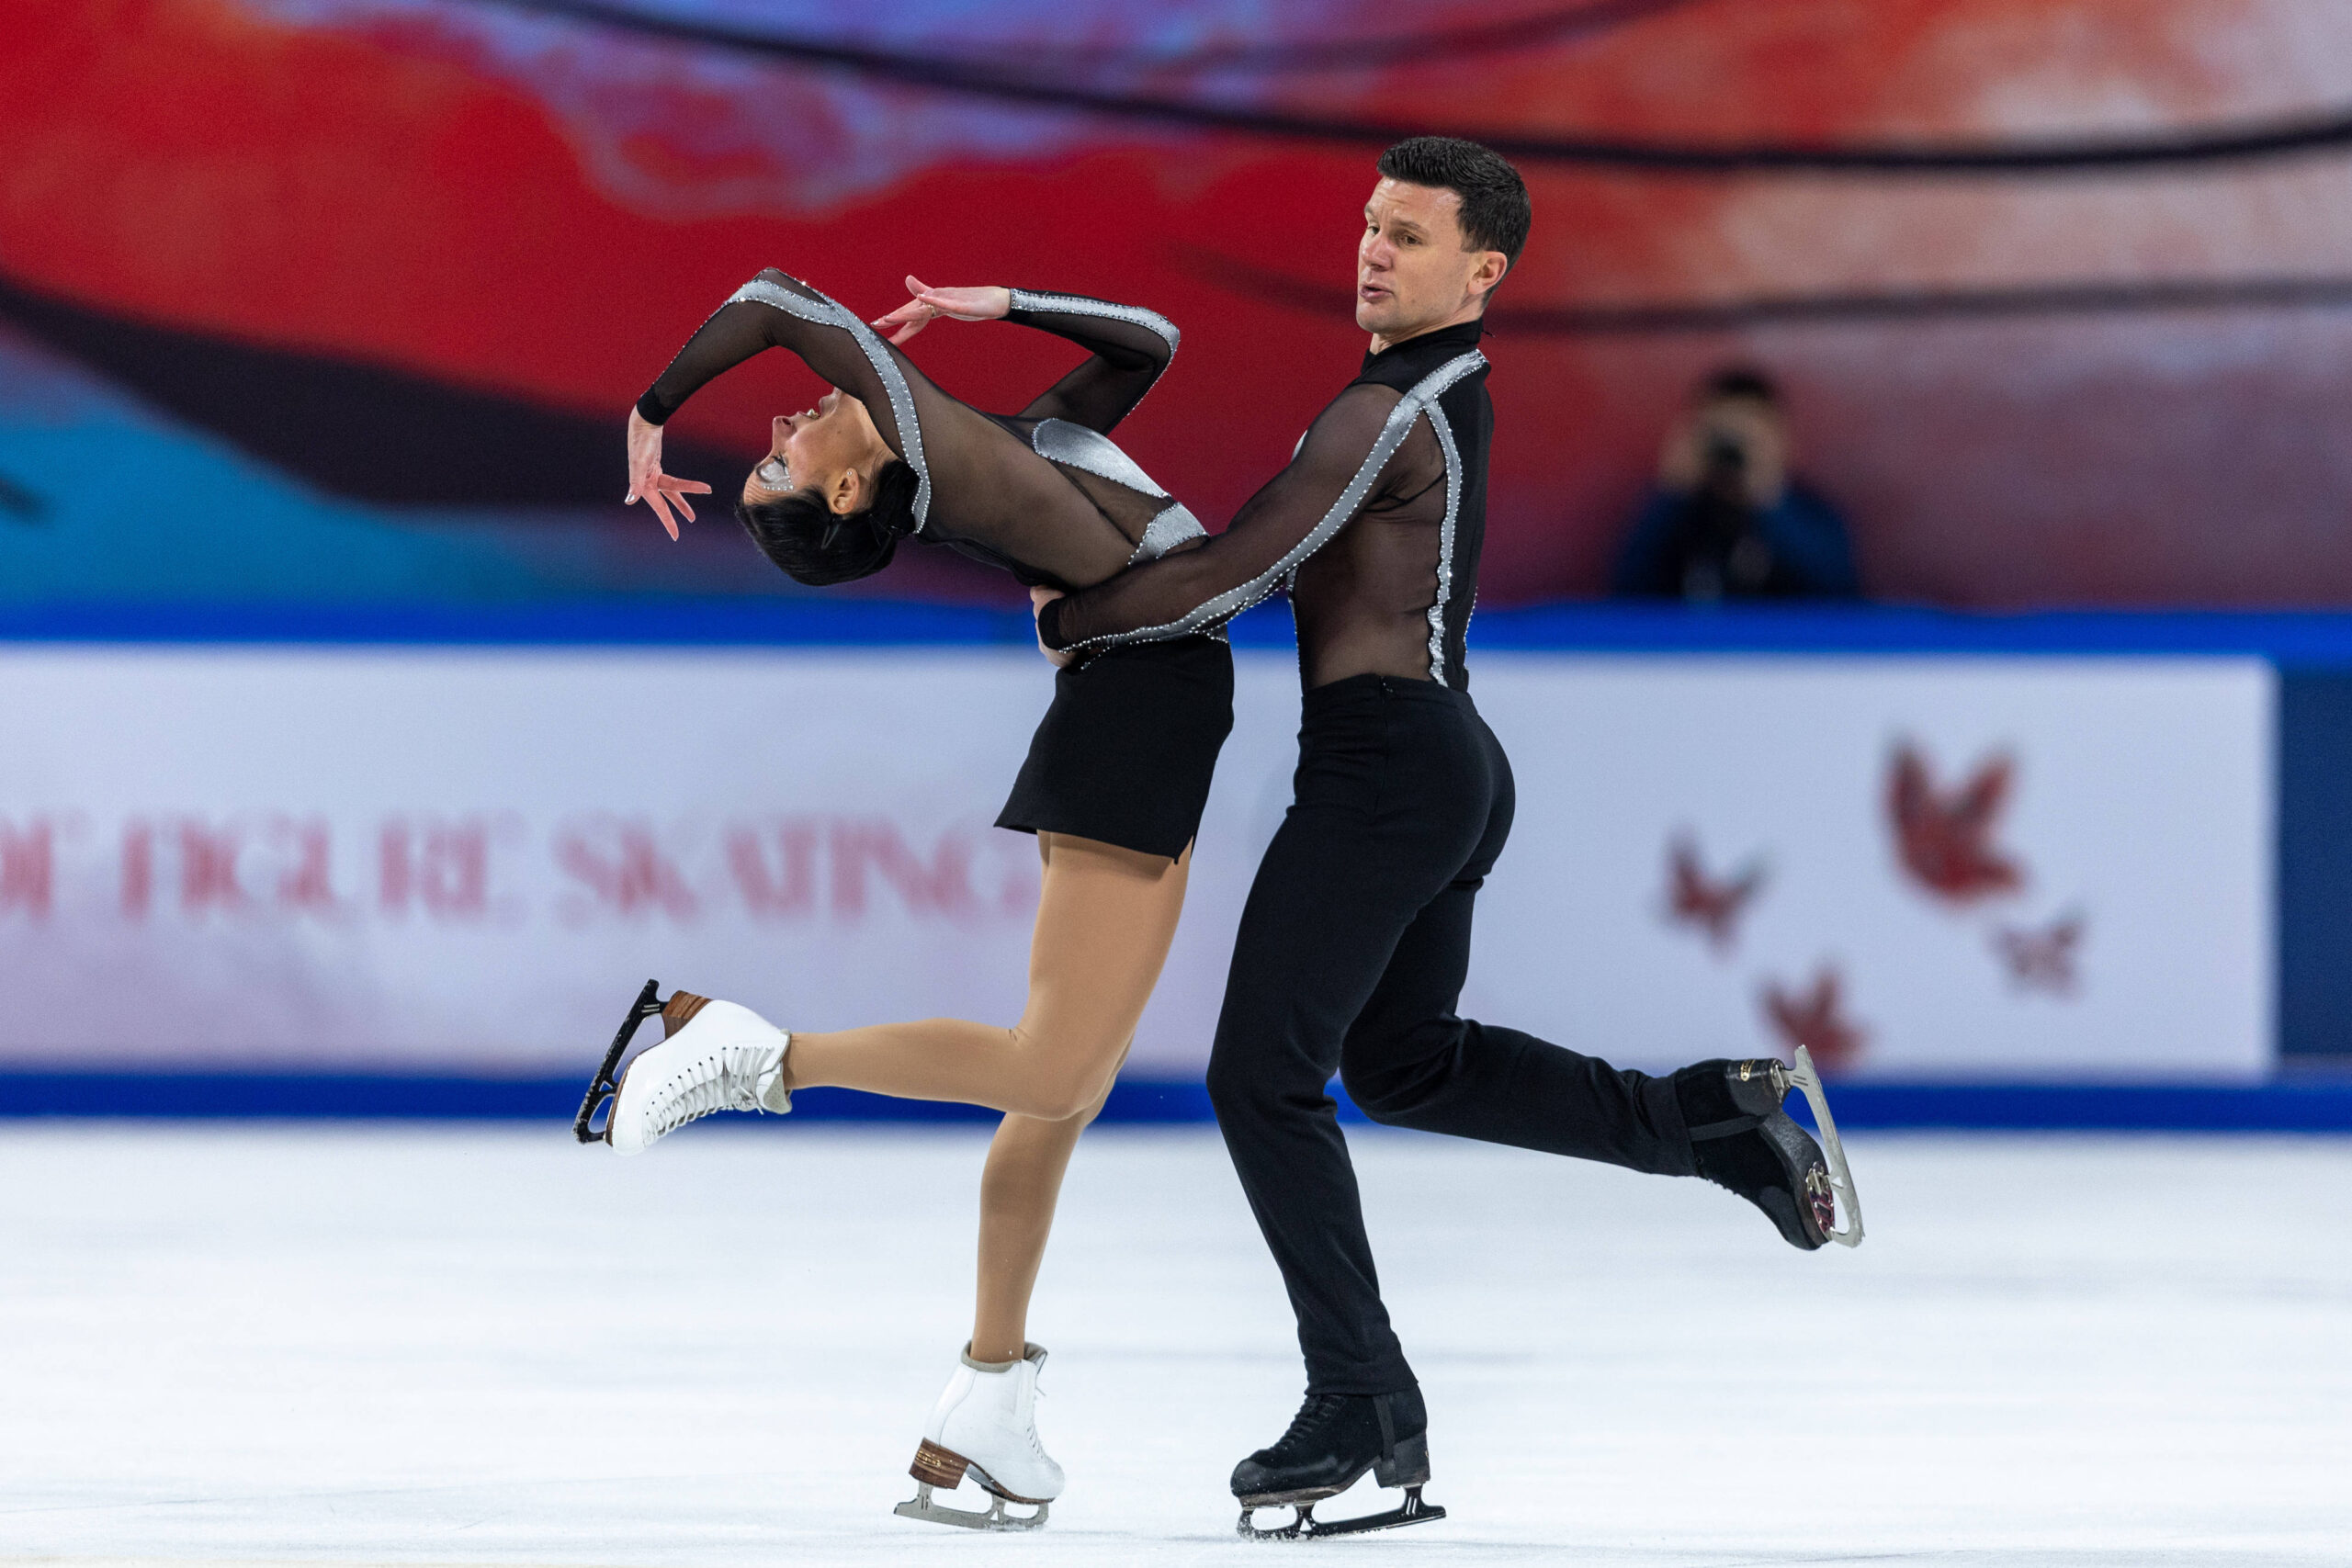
[1363,316,1486,368]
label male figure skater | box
[1035,136,1861,1538]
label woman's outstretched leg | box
[782,833,1187,1120]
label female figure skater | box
[594,266,1229,1529]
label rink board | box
[0,644,2272,1083]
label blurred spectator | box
[1611,367,1860,601]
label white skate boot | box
[895,1343,1064,1530]
[590,987,791,1156]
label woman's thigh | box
[1014,833,1190,1088]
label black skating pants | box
[1205,674,1699,1396]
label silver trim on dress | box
[1028,417,1204,564]
[1007,290,1180,356]
[1010,290,1180,416]
[1030,417,1167,497]
[730,277,933,534]
[1061,350,1487,651]
[1423,402,1464,688]
[1134,504,1207,562]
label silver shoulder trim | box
[730,276,933,533]
[1064,350,1487,652]
[1008,290,1180,356]
[1423,401,1464,688]
[1030,417,1170,499]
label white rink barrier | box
[0,647,2272,1080]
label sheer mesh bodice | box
[637,271,1200,589]
[1037,321,1491,690]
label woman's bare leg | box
[967,1042,1130,1364]
[781,834,1189,1122]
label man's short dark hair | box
[1702,366,1781,405]
[1375,136,1532,275]
[733,457,918,586]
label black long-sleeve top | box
[1037,320,1492,690]
[637,270,1203,588]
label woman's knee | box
[1005,1032,1120,1121]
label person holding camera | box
[1611,367,1860,600]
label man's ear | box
[1471,251,1510,304]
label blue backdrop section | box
[20,598,2352,660]
[2279,673,2352,1061]
[5,1070,2350,1130]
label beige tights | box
[781,832,1191,1364]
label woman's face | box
[743,389,885,513]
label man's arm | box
[1037,383,1408,651]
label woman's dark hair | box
[1375,136,1532,275]
[733,457,918,586]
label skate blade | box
[572,978,665,1145]
[895,1482,1048,1531]
[1238,1486,1445,1540]
[1786,1045,1865,1247]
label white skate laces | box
[605,998,791,1156]
[895,1343,1062,1531]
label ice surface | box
[2,1124,2346,1566]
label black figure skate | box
[1232,1387,1446,1540]
[1676,1044,1864,1248]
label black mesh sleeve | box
[1038,382,1407,650]
[1004,290,1180,434]
[635,269,913,461]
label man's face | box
[1355,176,1505,342]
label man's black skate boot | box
[1231,1387,1445,1540]
[1675,1057,1838,1249]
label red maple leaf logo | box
[1665,833,1767,953]
[1759,966,1867,1074]
[1993,911,2086,995]
[1887,741,2023,905]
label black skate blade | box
[571,978,665,1145]
[1238,1486,1445,1541]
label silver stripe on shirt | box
[730,277,933,534]
[1423,401,1464,688]
[1063,349,1487,652]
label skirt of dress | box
[995,635,1236,861]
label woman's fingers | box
[657,476,705,522]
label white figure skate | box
[895,1343,1063,1530]
[573,981,790,1155]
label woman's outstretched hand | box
[625,408,713,541]
[1030,586,1075,669]
[873,277,1010,345]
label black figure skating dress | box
[638,270,1231,859]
